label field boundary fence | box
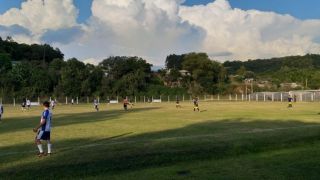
[1,91,320,106]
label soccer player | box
[123,98,129,111]
[0,103,3,122]
[94,99,99,111]
[50,100,55,110]
[176,98,181,108]
[26,99,31,110]
[288,96,293,108]
[21,98,26,111]
[193,97,200,112]
[33,101,52,157]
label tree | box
[165,54,185,70]
[182,53,221,94]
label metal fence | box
[1,91,320,106]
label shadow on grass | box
[0,107,160,135]
[1,119,320,179]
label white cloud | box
[0,0,320,64]
[179,0,320,60]
[0,0,78,43]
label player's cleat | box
[37,152,45,157]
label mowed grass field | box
[1,102,320,179]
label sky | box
[0,0,320,66]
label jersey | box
[193,99,199,106]
[0,105,3,114]
[41,109,52,132]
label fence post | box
[135,96,137,104]
[183,95,185,102]
[218,94,220,101]
[66,96,68,105]
[249,94,251,102]
[144,96,146,103]
[152,96,154,102]
[49,97,52,102]
[264,93,266,102]
[160,95,162,103]
[300,93,302,102]
[242,94,244,101]
[256,94,258,102]
[167,96,170,102]
[98,97,100,104]
[77,97,79,104]
[229,94,232,101]
[236,94,238,101]
[13,98,16,107]
[311,93,314,102]
[280,93,283,102]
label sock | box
[47,144,52,154]
[37,144,43,153]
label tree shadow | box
[1,119,320,179]
[0,107,160,135]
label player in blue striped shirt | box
[33,101,52,157]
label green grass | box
[1,102,320,179]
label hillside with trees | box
[1,37,320,101]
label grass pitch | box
[1,102,320,179]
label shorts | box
[36,131,50,140]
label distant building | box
[166,69,191,76]
[11,61,22,66]
[280,83,299,89]
[179,70,191,76]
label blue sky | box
[0,0,319,23]
[0,0,320,64]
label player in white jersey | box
[50,100,55,110]
[94,99,99,111]
[26,99,31,110]
[33,101,52,157]
[0,103,3,122]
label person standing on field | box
[123,98,129,111]
[33,101,52,157]
[26,99,31,110]
[0,103,3,122]
[94,99,99,111]
[193,97,200,112]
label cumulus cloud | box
[0,0,78,43]
[1,0,320,64]
[179,0,320,60]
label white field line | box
[1,124,320,157]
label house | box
[179,70,191,76]
[280,83,299,89]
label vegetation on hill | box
[1,37,320,99]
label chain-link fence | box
[1,91,320,106]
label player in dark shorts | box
[176,98,181,108]
[94,99,99,111]
[0,103,3,122]
[33,101,52,157]
[123,98,129,111]
[21,98,26,111]
[288,96,293,108]
[193,97,200,112]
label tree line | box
[1,37,320,100]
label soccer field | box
[1,102,320,179]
